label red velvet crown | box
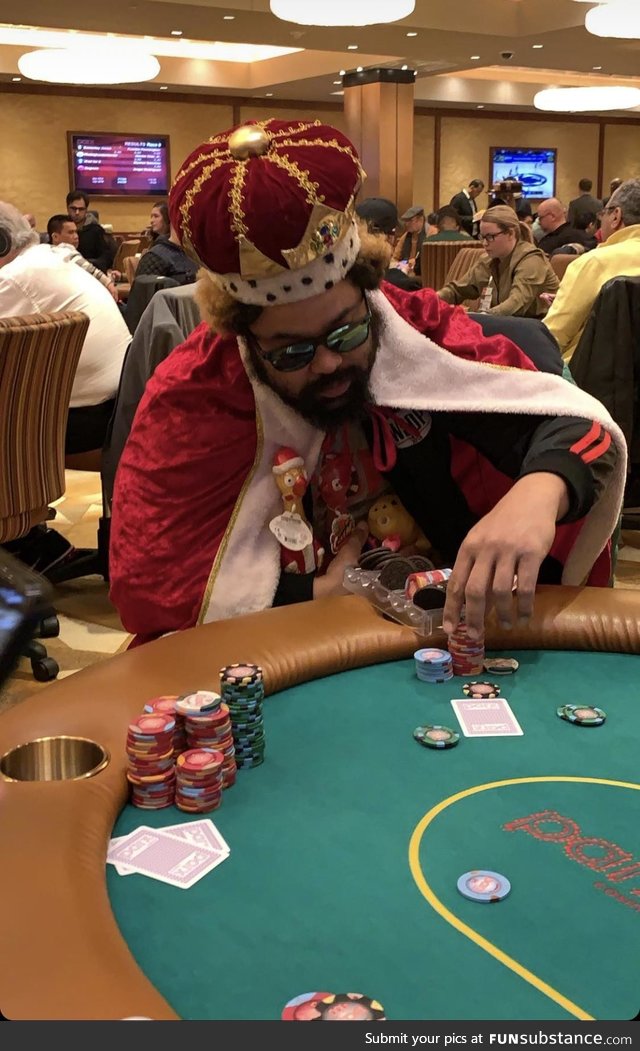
[169,119,365,305]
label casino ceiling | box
[1,0,640,113]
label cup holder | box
[0,736,109,782]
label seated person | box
[537,198,593,256]
[544,179,640,362]
[424,206,471,242]
[47,214,118,300]
[108,121,624,647]
[0,202,130,457]
[355,197,421,291]
[140,201,171,250]
[66,191,114,272]
[437,205,559,318]
[391,205,426,279]
[573,211,599,252]
[134,224,198,285]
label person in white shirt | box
[0,202,130,456]
[47,214,119,302]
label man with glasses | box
[544,179,640,363]
[536,198,592,257]
[109,121,624,645]
[66,190,114,272]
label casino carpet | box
[0,473,639,713]
[0,471,131,714]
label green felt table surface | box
[108,650,640,1021]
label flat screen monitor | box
[490,146,557,200]
[67,132,171,197]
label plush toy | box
[367,493,430,553]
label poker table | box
[1,587,640,1022]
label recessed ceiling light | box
[159,85,168,90]
[477,104,484,109]
[265,91,274,96]
[356,65,363,72]
[333,79,342,84]
[407,31,417,37]
[223,14,235,19]
[593,65,603,70]
[347,44,358,49]
[339,68,346,75]
[11,75,21,81]
[532,44,544,49]
[171,29,182,36]
[470,55,480,60]
[401,63,408,70]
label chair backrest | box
[113,239,142,274]
[124,275,181,336]
[123,254,140,284]
[0,311,89,544]
[550,253,578,283]
[421,240,484,291]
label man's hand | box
[108,282,119,303]
[313,521,369,599]
[442,473,570,639]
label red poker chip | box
[177,748,224,771]
[129,714,176,736]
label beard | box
[245,325,377,430]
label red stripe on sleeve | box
[582,431,612,464]
[570,421,602,456]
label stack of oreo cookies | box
[357,550,434,594]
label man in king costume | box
[110,120,625,645]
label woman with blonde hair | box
[438,205,559,318]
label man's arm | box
[441,409,617,637]
[543,255,599,360]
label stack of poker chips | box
[178,691,237,789]
[175,748,224,813]
[126,713,177,809]
[220,663,265,768]
[414,647,453,684]
[143,695,187,756]
[447,611,485,677]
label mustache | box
[305,365,365,396]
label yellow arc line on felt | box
[409,775,640,1022]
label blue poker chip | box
[457,869,511,903]
[414,648,451,666]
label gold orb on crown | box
[228,126,271,160]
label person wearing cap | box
[355,197,421,292]
[109,119,624,646]
[391,205,426,278]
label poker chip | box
[448,615,485,676]
[175,748,224,813]
[313,993,386,1022]
[413,724,459,749]
[126,712,178,809]
[483,656,519,675]
[220,662,266,769]
[220,663,263,685]
[281,991,332,1021]
[175,691,221,716]
[557,704,606,726]
[462,682,501,698]
[414,647,453,684]
[457,870,511,903]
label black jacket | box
[568,193,603,227]
[538,223,592,257]
[77,218,114,273]
[449,191,476,235]
[570,275,640,465]
[136,236,198,285]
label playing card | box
[107,827,228,888]
[107,821,230,878]
[450,697,523,737]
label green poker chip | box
[413,724,459,749]
[557,704,606,726]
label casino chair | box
[124,274,180,335]
[420,239,484,292]
[0,311,89,681]
[569,275,640,529]
[549,253,578,284]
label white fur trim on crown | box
[214,221,361,306]
[273,456,303,474]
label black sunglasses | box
[247,307,372,373]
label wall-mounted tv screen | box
[490,146,557,200]
[67,132,171,197]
